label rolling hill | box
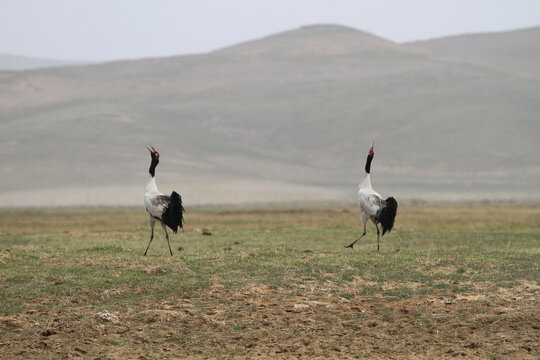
[0,53,91,71]
[408,26,540,77]
[1,24,539,206]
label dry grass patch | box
[0,204,539,358]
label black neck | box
[365,155,373,174]
[149,158,158,177]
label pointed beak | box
[147,146,153,153]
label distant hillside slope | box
[0,53,91,71]
[408,26,540,76]
[1,24,539,206]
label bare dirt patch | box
[1,281,538,359]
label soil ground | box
[0,204,538,359]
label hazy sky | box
[2,0,540,61]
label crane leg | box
[346,212,368,249]
[346,222,367,249]
[144,217,156,256]
[144,228,154,256]
[375,223,380,251]
[162,224,173,256]
[345,231,365,249]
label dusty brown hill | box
[0,53,91,71]
[408,26,540,76]
[1,24,539,206]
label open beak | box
[147,145,157,155]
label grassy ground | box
[0,203,539,359]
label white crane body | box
[346,142,397,251]
[143,146,184,256]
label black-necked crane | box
[143,146,185,256]
[345,142,397,251]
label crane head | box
[147,146,160,176]
[368,142,374,158]
[147,146,160,159]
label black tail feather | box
[162,191,185,233]
[379,197,398,236]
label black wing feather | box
[161,191,185,233]
[379,197,398,236]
